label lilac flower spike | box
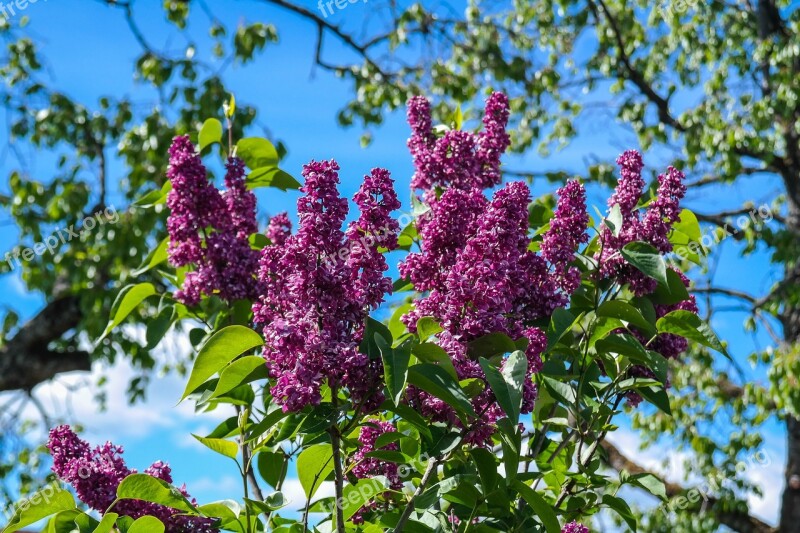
[406,92,511,191]
[253,161,400,412]
[48,426,217,532]
[166,135,260,305]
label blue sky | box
[0,0,786,528]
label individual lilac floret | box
[265,212,292,246]
[406,92,510,191]
[541,180,590,293]
[166,136,260,305]
[47,426,217,533]
[253,161,400,412]
[562,521,590,533]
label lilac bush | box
[12,91,723,533]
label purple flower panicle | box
[253,161,400,412]
[407,92,510,191]
[48,426,217,533]
[166,136,260,305]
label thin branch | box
[393,456,441,531]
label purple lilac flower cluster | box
[166,135,260,305]
[350,420,403,524]
[598,150,688,296]
[253,162,400,412]
[406,92,510,191]
[598,151,698,406]
[47,426,217,532]
[400,94,589,445]
[562,521,590,533]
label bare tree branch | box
[0,296,90,392]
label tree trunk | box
[779,191,800,531]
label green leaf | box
[479,351,527,424]
[407,364,476,422]
[2,486,76,533]
[547,307,578,351]
[128,516,164,533]
[101,283,157,339]
[620,242,668,285]
[211,356,268,398]
[673,209,701,241]
[181,325,263,400]
[602,494,637,531]
[297,444,334,499]
[597,301,656,336]
[468,332,517,359]
[192,434,239,459]
[657,310,728,356]
[226,93,236,118]
[92,513,118,533]
[411,342,458,381]
[341,479,386,521]
[198,118,223,150]
[133,181,171,208]
[257,451,285,489]
[116,474,198,513]
[651,268,691,305]
[237,137,279,168]
[512,480,560,533]
[378,335,411,405]
[638,385,672,415]
[469,448,498,494]
[540,376,576,405]
[247,167,301,191]
[629,473,668,502]
[416,317,443,342]
[133,237,168,276]
[605,203,623,237]
[360,317,392,359]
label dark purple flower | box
[562,521,590,533]
[166,136,260,305]
[253,161,400,412]
[406,92,510,191]
[47,426,217,533]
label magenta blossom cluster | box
[253,162,400,412]
[598,150,688,296]
[350,420,403,524]
[598,151,698,406]
[166,135,260,305]
[407,92,510,191]
[400,94,589,445]
[562,521,590,533]
[47,426,217,532]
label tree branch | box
[600,440,777,533]
[0,296,91,392]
